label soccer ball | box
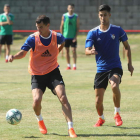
[6,109,22,125]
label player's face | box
[36,22,50,36]
[67,5,74,14]
[98,11,111,25]
[4,6,10,14]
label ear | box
[47,23,50,28]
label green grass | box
[0,34,140,140]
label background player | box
[0,4,14,62]
[8,15,77,138]
[85,4,134,127]
[60,4,79,70]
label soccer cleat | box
[73,67,76,70]
[94,118,105,127]
[38,120,47,134]
[66,67,71,70]
[5,59,8,63]
[68,128,77,138]
[114,112,123,126]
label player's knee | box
[111,82,118,90]
[72,49,76,54]
[95,99,102,106]
[59,95,68,105]
[33,98,42,107]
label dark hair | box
[68,4,75,7]
[4,4,10,7]
[98,4,111,12]
[36,15,50,25]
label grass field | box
[0,34,140,140]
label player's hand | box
[91,48,98,55]
[72,38,76,43]
[8,55,14,62]
[128,63,134,76]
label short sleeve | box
[57,33,65,44]
[119,27,128,42]
[85,31,94,48]
[21,34,35,51]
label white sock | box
[36,114,43,121]
[6,55,9,60]
[73,64,76,67]
[68,122,73,129]
[99,114,105,120]
[67,64,71,67]
[114,107,120,114]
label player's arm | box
[85,31,97,55]
[122,40,134,76]
[60,15,64,34]
[0,21,9,26]
[75,17,80,39]
[58,42,65,53]
[6,15,13,25]
[0,15,13,26]
[85,47,98,55]
[57,32,65,52]
[8,50,28,62]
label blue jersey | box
[21,30,65,51]
[85,24,128,73]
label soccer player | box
[0,4,14,62]
[85,4,134,127]
[60,4,79,70]
[8,15,77,138]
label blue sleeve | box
[85,31,94,48]
[21,34,35,51]
[119,27,128,42]
[57,33,65,44]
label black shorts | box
[94,68,123,90]
[65,39,77,48]
[31,68,65,95]
[0,35,13,45]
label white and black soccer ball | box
[6,109,22,125]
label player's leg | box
[0,44,2,57]
[32,88,47,134]
[5,35,12,62]
[50,68,77,137]
[31,75,47,134]
[94,72,108,127]
[71,47,77,70]
[65,40,71,69]
[55,84,77,137]
[0,35,5,58]
[5,44,10,62]
[32,88,43,116]
[94,88,105,127]
[109,68,123,126]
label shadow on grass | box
[77,133,140,137]
[24,136,42,138]
[24,133,67,139]
[111,126,140,129]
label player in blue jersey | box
[85,4,134,127]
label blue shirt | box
[21,30,65,51]
[85,24,128,73]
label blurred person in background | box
[60,4,79,70]
[0,4,14,62]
